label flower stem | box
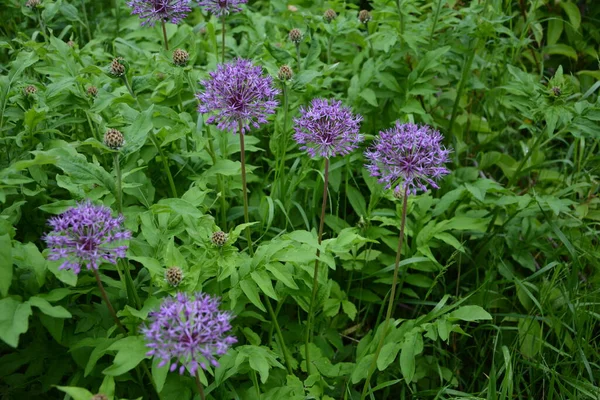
[274,82,290,201]
[327,36,332,65]
[149,133,178,198]
[161,20,169,50]
[206,124,228,229]
[265,296,293,374]
[122,75,136,98]
[93,269,127,334]
[113,153,122,214]
[195,371,205,400]
[295,43,301,72]
[221,16,226,63]
[305,158,330,375]
[360,187,409,399]
[238,121,253,255]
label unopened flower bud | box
[358,10,371,24]
[110,57,126,77]
[211,231,228,247]
[67,40,75,47]
[288,28,303,44]
[324,9,337,23]
[287,5,298,12]
[87,86,98,97]
[172,48,189,66]
[26,0,40,8]
[278,65,293,81]
[165,266,184,287]
[551,86,561,96]
[103,128,125,150]
[24,85,37,96]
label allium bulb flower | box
[43,201,131,274]
[142,292,237,375]
[196,58,279,134]
[197,0,247,16]
[127,0,192,26]
[293,98,363,159]
[365,122,451,195]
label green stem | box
[113,153,122,214]
[327,36,332,65]
[238,121,253,255]
[206,125,228,229]
[305,158,329,375]
[195,371,206,400]
[274,82,290,201]
[161,20,169,50]
[93,269,127,334]
[265,297,293,374]
[508,131,545,187]
[361,187,409,399]
[122,75,136,98]
[429,0,443,46]
[295,43,301,71]
[221,15,226,63]
[149,133,178,198]
[114,0,120,39]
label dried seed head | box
[110,57,126,77]
[26,0,40,8]
[67,40,75,47]
[324,9,337,23]
[165,266,184,287]
[87,86,98,97]
[551,86,561,96]
[358,10,371,24]
[172,48,189,66]
[288,28,303,44]
[211,231,228,247]
[278,65,293,81]
[103,128,125,150]
[24,85,37,96]
[91,395,108,400]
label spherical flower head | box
[24,85,37,96]
[172,48,189,66]
[165,266,184,286]
[293,98,363,159]
[110,57,126,77]
[43,201,131,275]
[358,10,371,24]
[26,0,40,8]
[288,28,303,44]
[278,65,293,81]
[324,9,337,23]
[127,0,192,26]
[364,122,451,195]
[87,86,98,97]
[196,58,279,134]
[197,0,247,17]
[142,292,237,375]
[211,231,228,246]
[103,128,125,150]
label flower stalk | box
[93,269,127,334]
[161,20,169,50]
[238,120,253,255]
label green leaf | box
[560,1,581,30]
[547,18,563,45]
[304,37,321,68]
[400,331,418,383]
[265,263,298,289]
[377,342,401,371]
[359,88,378,106]
[518,318,542,358]
[0,298,32,347]
[240,279,266,312]
[341,300,357,321]
[28,296,72,318]
[449,305,492,321]
[122,105,154,155]
[351,354,374,384]
[205,159,241,177]
[0,234,12,297]
[251,270,278,300]
[102,336,150,376]
[152,357,169,393]
[55,386,94,400]
[346,185,367,217]
[248,349,270,384]
[544,44,578,60]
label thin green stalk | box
[114,0,120,38]
[250,369,260,398]
[80,1,92,42]
[429,0,443,46]
[265,297,293,374]
[295,43,301,71]
[508,130,545,187]
[113,153,123,213]
[327,36,332,65]
[274,82,290,201]
[361,187,409,399]
[93,269,127,334]
[238,121,253,255]
[122,75,136,98]
[195,371,206,400]
[206,125,228,229]
[221,15,226,63]
[161,20,169,50]
[305,158,330,375]
[149,133,178,198]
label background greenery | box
[0,0,599,399]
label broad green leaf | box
[518,318,542,358]
[122,105,154,155]
[544,44,578,60]
[0,298,32,347]
[377,342,401,371]
[265,263,298,290]
[351,354,374,384]
[400,331,417,383]
[0,234,12,297]
[28,296,72,318]
[449,305,492,322]
[102,336,150,376]
[55,386,94,400]
[360,88,378,107]
[341,300,357,321]
[560,1,581,30]
[251,270,278,300]
[152,357,169,393]
[240,279,266,312]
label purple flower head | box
[43,201,131,275]
[197,0,247,16]
[142,292,237,375]
[293,98,363,159]
[127,0,192,26]
[365,122,451,195]
[196,58,279,134]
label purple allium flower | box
[365,122,451,195]
[196,58,279,134]
[197,0,247,16]
[293,98,363,159]
[43,201,131,274]
[142,292,237,375]
[127,0,192,26]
